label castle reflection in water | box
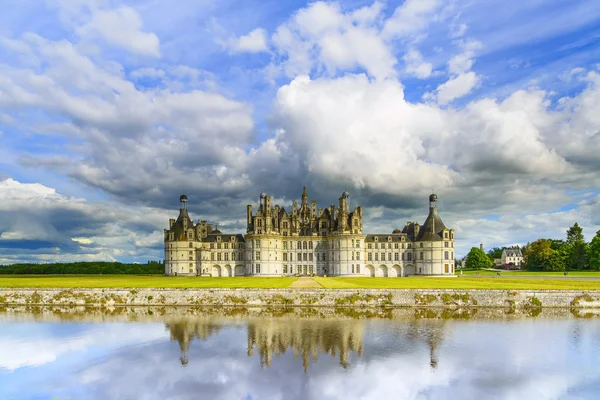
[166,317,445,371]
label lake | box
[0,307,599,399]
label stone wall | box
[1,288,600,309]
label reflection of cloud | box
[1,318,599,399]
[0,323,166,371]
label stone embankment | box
[1,288,600,309]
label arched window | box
[309,241,313,249]
[303,241,308,249]
[297,241,302,249]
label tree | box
[523,239,566,271]
[465,247,493,269]
[589,230,600,271]
[566,223,588,270]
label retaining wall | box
[1,288,600,308]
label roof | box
[365,234,407,242]
[416,207,447,242]
[502,249,522,257]
[202,233,246,243]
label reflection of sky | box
[0,318,599,399]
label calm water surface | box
[0,309,599,400]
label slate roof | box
[416,207,447,242]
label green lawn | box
[0,275,297,289]
[314,277,600,290]
[457,269,600,277]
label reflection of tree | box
[165,319,223,366]
[406,319,447,369]
[247,319,364,371]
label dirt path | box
[289,277,323,288]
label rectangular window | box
[217,243,221,249]
[283,265,288,274]
[351,252,354,260]
[407,253,412,261]
[381,253,385,261]
[283,241,288,250]
[298,252,302,261]
[368,243,372,249]
[444,264,449,273]
[283,253,288,261]
[352,265,355,273]
[217,253,222,261]
[388,253,392,261]
[352,239,355,247]
[224,243,229,249]
[356,252,360,260]
[420,252,423,260]
[211,253,214,261]
[317,253,320,261]
[394,243,398,249]
[375,243,378,249]
[303,253,307,261]
[210,243,214,249]
[309,253,313,261]
[255,240,260,248]
[388,243,392,249]
[357,265,360,274]
[444,242,449,248]
[444,251,449,260]
[224,253,229,261]
[356,241,360,248]
[323,253,327,261]
[375,253,378,261]
[256,252,260,261]
[256,264,261,273]
[394,253,399,261]
[368,253,372,261]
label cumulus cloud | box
[271,1,396,80]
[223,28,269,53]
[435,71,480,104]
[403,49,433,79]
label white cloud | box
[403,49,433,79]
[270,1,396,80]
[435,71,479,104]
[76,6,161,57]
[383,0,441,38]
[224,28,269,53]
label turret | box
[247,205,253,229]
[180,194,188,211]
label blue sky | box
[0,0,600,263]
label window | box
[189,251,192,255]
[323,253,327,261]
[309,241,313,249]
[217,243,221,249]
[283,253,288,261]
[375,253,378,261]
[356,252,360,260]
[189,242,193,248]
[408,243,412,249]
[388,243,392,249]
[444,232,448,239]
[407,253,412,261]
[224,243,228,249]
[375,243,378,249]
[283,241,288,250]
[255,240,261,248]
[368,253,372,261]
[217,253,222,261]
[388,253,392,261]
[444,251,449,260]
[298,241,302,249]
[356,241,360,248]
[309,253,313,261]
[352,252,354,261]
[352,239,355,247]
[420,243,423,248]
[303,253,307,261]
[352,265,355,273]
[394,253,399,261]
[189,256,192,260]
[452,252,454,259]
[224,253,229,261]
[298,252,302,261]
[210,243,214,249]
[357,265,360,274]
[283,222,288,229]
[238,252,242,261]
[381,253,385,261]
[317,253,320,261]
[445,242,449,248]
[368,243,372,249]
[302,241,307,249]
[420,252,423,260]
[211,253,214,261]
[394,243,398,249]
[283,265,288,274]
[256,264,261,273]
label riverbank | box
[1,287,600,309]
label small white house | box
[501,249,523,267]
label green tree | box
[588,230,600,271]
[566,223,588,270]
[523,239,566,271]
[465,247,493,269]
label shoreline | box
[2,287,600,309]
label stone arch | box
[365,264,375,277]
[377,265,388,277]
[223,264,232,277]
[392,264,402,277]
[234,265,245,276]
[212,265,222,277]
[404,264,415,276]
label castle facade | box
[164,188,455,277]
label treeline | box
[523,223,600,271]
[0,261,164,275]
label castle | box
[164,187,455,277]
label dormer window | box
[374,237,378,242]
[231,236,235,242]
[444,232,448,239]
[387,236,391,242]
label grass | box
[313,277,600,290]
[0,275,599,290]
[0,275,297,289]
[457,269,600,277]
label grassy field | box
[314,277,600,290]
[457,269,600,277]
[0,275,297,289]
[0,275,599,290]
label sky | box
[0,0,599,263]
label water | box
[0,307,599,400]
